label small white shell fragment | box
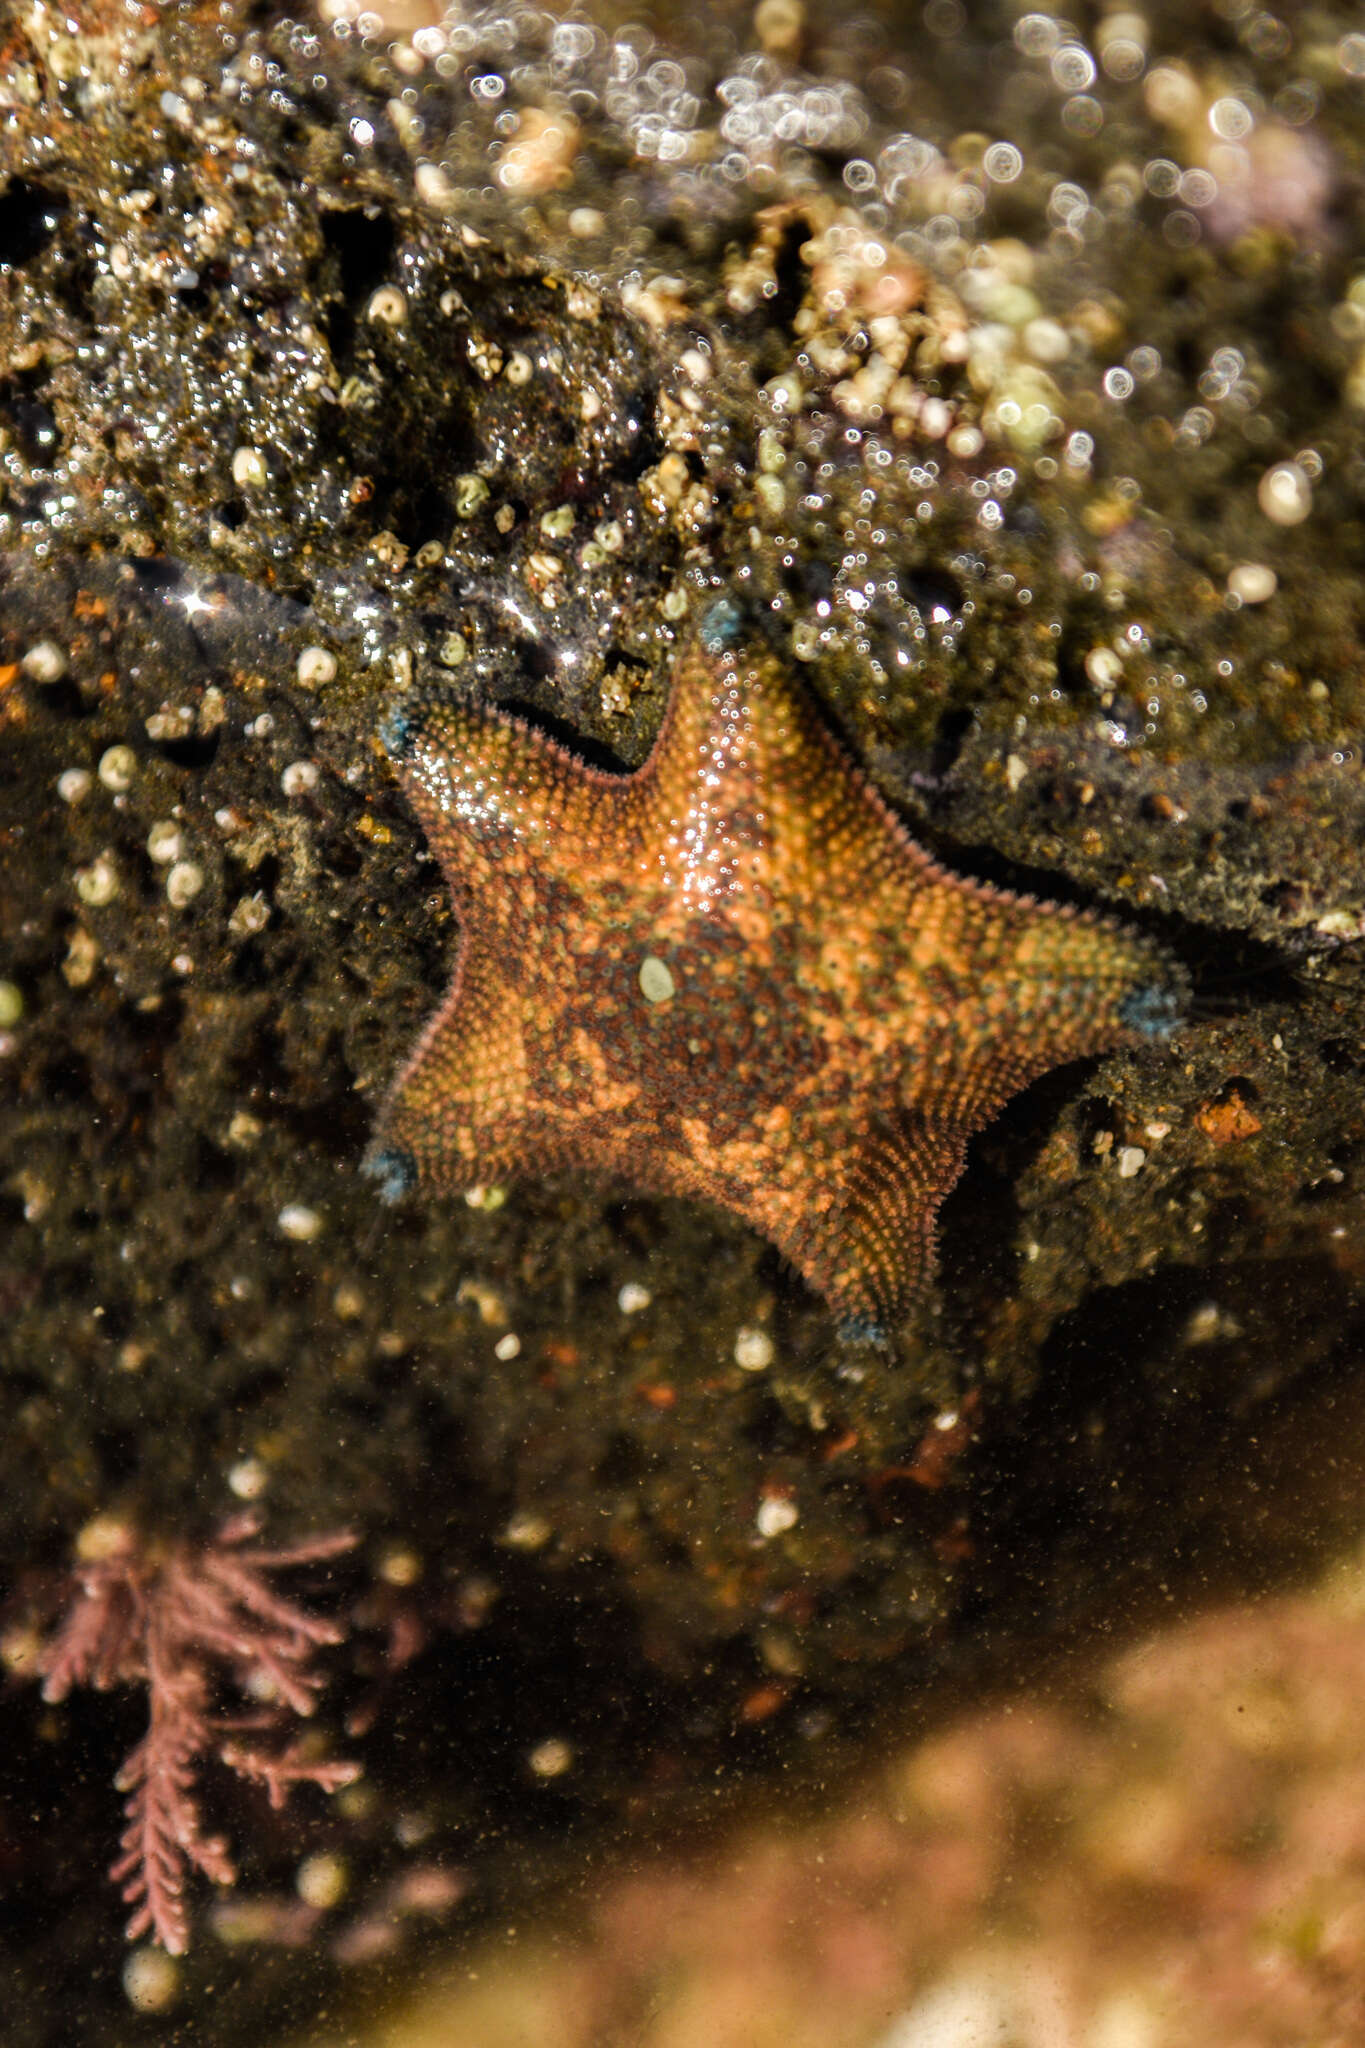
[296,1852,348,1909]
[638,955,675,1004]
[528,1737,573,1778]
[734,1326,775,1372]
[146,819,183,864]
[278,1202,323,1241]
[1226,561,1277,604]
[228,893,270,940]
[297,646,337,688]
[366,286,407,326]
[1257,461,1312,525]
[123,1947,179,2012]
[232,445,268,488]
[378,1545,422,1586]
[98,744,137,791]
[165,860,205,907]
[22,639,68,682]
[228,1456,269,1500]
[454,473,491,518]
[756,1495,799,1539]
[75,855,119,907]
[414,162,457,210]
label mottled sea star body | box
[365,596,1185,1333]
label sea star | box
[364,594,1184,1334]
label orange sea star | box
[365,595,1184,1333]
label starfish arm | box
[777,1116,968,1333]
[629,635,939,926]
[364,934,534,1196]
[904,895,1185,1128]
[379,689,628,900]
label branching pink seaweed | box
[37,1512,359,1955]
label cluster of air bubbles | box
[288,0,1360,268]
[606,46,707,163]
[547,19,599,77]
[1094,343,1158,406]
[301,0,1076,264]
[1159,338,1277,453]
[716,57,869,166]
[876,132,943,208]
[1198,346,1249,405]
[1013,12,1120,139]
[260,0,1354,533]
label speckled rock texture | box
[3,0,1365,2036]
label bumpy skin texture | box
[367,600,1185,1330]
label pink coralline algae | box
[36,1513,359,1955]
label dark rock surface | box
[3,0,1365,2034]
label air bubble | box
[1015,13,1060,57]
[1051,43,1096,91]
[1142,158,1181,198]
[983,142,1023,183]
[1209,97,1252,142]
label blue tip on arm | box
[1118,980,1186,1040]
[835,1312,890,1349]
[360,1145,418,1204]
[377,700,421,761]
[698,593,746,655]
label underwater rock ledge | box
[4,0,1365,2035]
